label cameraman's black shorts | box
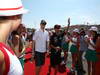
[50,51,61,67]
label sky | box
[22,0,100,29]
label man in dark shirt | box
[47,24,64,75]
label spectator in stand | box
[62,30,70,64]
[78,28,88,73]
[10,24,27,69]
[85,26,98,75]
[69,29,80,72]
[9,24,26,57]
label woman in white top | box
[70,29,80,71]
[85,26,98,75]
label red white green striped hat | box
[0,0,28,16]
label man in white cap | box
[0,0,28,75]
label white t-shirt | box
[85,35,95,50]
[32,29,49,53]
[88,38,95,50]
[72,37,77,45]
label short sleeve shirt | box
[32,29,49,53]
[50,32,64,50]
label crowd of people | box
[5,19,100,75]
[0,0,100,75]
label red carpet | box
[24,57,70,75]
[24,48,70,75]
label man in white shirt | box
[32,20,49,75]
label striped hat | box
[0,0,28,16]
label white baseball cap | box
[73,28,79,33]
[0,0,28,16]
[89,26,98,32]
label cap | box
[40,20,47,25]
